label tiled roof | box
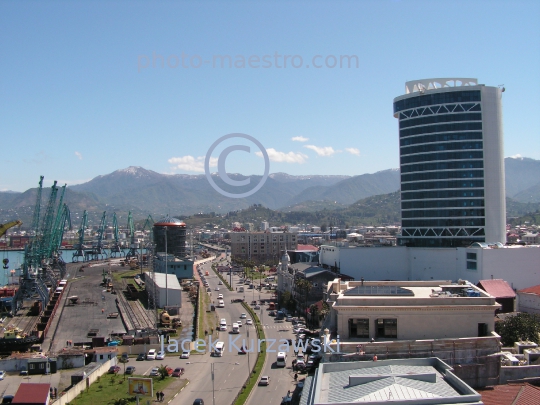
[13,383,50,403]
[478,383,540,405]
[478,279,516,298]
[518,284,540,296]
[296,244,318,251]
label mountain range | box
[1,157,539,226]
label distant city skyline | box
[1,1,539,192]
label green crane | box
[23,176,44,278]
[109,212,125,258]
[38,181,59,262]
[91,211,108,261]
[72,210,88,262]
[126,211,139,260]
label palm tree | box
[157,364,169,380]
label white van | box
[232,323,239,334]
[276,351,287,367]
[214,341,225,357]
[219,319,227,331]
[218,300,225,308]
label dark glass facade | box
[395,90,486,247]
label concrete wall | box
[52,359,115,405]
[499,364,540,384]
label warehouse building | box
[144,272,181,308]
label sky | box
[1,0,539,192]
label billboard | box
[128,377,153,397]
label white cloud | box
[510,154,523,159]
[74,151,83,160]
[345,147,360,156]
[168,155,218,172]
[304,145,337,156]
[255,148,308,163]
[292,136,309,142]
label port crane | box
[90,211,108,261]
[72,210,88,262]
[109,212,125,258]
[125,211,139,260]
[50,203,71,278]
[1,220,22,269]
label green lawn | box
[66,374,179,405]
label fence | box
[52,359,115,405]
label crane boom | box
[0,220,22,239]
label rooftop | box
[307,358,482,405]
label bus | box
[276,352,287,367]
[214,341,225,357]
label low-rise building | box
[153,252,193,279]
[325,279,499,341]
[476,279,516,313]
[144,272,182,307]
[12,383,51,404]
[517,284,540,315]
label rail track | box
[116,279,155,330]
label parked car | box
[156,351,165,360]
[259,375,270,386]
[125,366,136,375]
[108,365,121,374]
[181,351,190,359]
[149,367,159,376]
[137,352,146,361]
[1,395,14,404]
[172,367,185,377]
[19,369,28,376]
[120,352,129,362]
[147,349,157,360]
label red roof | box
[478,383,540,405]
[477,279,516,299]
[296,244,318,251]
[13,383,50,404]
[518,284,540,296]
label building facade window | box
[376,318,397,338]
[348,318,369,338]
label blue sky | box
[1,0,539,192]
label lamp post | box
[164,226,168,307]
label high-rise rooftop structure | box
[394,78,506,247]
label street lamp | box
[164,226,168,307]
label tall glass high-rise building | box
[393,78,506,247]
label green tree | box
[495,313,540,346]
[157,364,169,380]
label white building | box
[319,244,540,290]
[394,78,506,247]
[517,284,540,315]
[144,272,181,308]
[326,278,498,341]
[261,221,269,231]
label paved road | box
[170,259,253,405]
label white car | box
[237,320,243,327]
[215,287,220,291]
[240,313,247,319]
[246,319,253,325]
[147,349,156,360]
[259,375,270,386]
[156,351,165,360]
[218,281,223,285]
[181,351,190,359]
[149,367,159,376]
[217,294,223,299]
[0,370,5,380]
